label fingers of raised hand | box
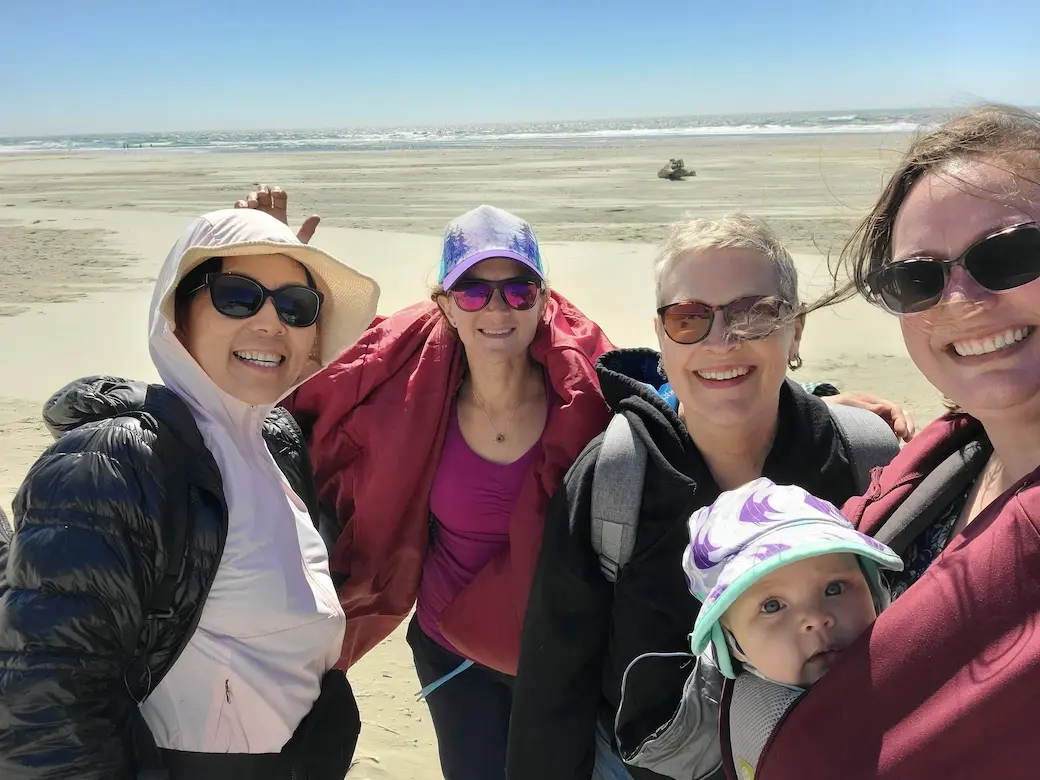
[270,186,288,211]
[255,185,274,209]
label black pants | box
[407,616,513,780]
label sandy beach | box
[0,134,945,778]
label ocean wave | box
[0,111,948,154]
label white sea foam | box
[0,108,981,154]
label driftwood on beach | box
[657,158,696,180]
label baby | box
[683,477,904,688]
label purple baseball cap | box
[684,478,903,678]
[437,205,546,290]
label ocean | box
[0,108,1007,154]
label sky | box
[1,0,1038,136]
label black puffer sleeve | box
[0,416,165,780]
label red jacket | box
[286,292,613,674]
[759,412,1040,779]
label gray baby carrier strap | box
[588,404,901,780]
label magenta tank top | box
[416,403,538,654]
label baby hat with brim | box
[437,205,545,289]
[684,477,904,679]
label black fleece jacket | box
[506,349,858,780]
[0,377,329,780]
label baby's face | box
[723,553,878,687]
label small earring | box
[788,355,803,371]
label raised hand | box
[233,185,320,244]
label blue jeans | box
[593,721,635,780]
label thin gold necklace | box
[472,386,522,443]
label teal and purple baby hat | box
[437,205,545,289]
[684,478,903,678]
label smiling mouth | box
[950,326,1033,357]
[478,327,514,337]
[695,366,752,381]
[234,350,285,368]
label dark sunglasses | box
[656,295,790,345]
[866,222,1040,315]
[189,272,324,327]
[450,277,542,313]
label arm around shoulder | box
[507,441,615,780]
[0,418,167,780]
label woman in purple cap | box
[246,195,615,779]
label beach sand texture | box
[0,135,944,777]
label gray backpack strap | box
[827,403,901,495]
[590,413,648,583]
[873,436,990,553]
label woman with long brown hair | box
[739,104,1040,778]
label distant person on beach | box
[235,189,912,780]
[0,209,378,780]
[724,104,1040,779]
[505,213,913,780]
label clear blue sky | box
[1,0,1037,136]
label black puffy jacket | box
[0,376,328,780]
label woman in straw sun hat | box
[0,208,378,780]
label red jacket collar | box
[288,291,613,671]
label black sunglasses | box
[450,277,542,312]
[866,222,1040,315]
[656,295,790,345]
[189,272,324,327]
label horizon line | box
[7,103,1031,141]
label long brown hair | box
[817,104,1040,310]
[813,104,1040,412]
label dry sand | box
[0,135,945,777]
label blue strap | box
[415,658,474,701]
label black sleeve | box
[0,420,165,780]
[507,442,613,780]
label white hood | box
[140,210,371,753]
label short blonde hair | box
[653,213,799,307]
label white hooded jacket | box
[137,210,378,753]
